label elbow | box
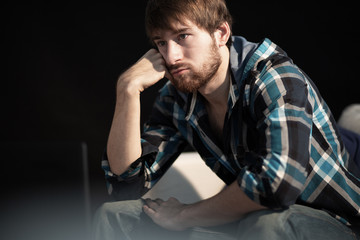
[106,150,128,176]
[261,177,302,209]
[106,145,141,176]
[107,155,129,176]
[110,165,126,177]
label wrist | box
[116,74,141,98]
[177,203,197,229]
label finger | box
[144,198,153,205]
[143,205,156,216]
[149,50,170,79]
[144,199,159,210]
[164,67,173,80]
[168,197,179,202]
[154,198,164,205]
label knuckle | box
[148,48,156,54]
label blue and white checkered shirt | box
[102,36,360,226]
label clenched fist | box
[117,49,171,94]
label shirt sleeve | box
[237,57,314,209]
[102,87,188,201]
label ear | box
[214,21,231,47]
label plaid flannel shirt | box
[102,36,360,225]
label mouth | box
[170,68,189,76]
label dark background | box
[3,1,359,238]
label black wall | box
[4,0,359,216]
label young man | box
[94,0,360,239]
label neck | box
[198,48,230,108]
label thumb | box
[164,67,173,81]
[143,204,156,216]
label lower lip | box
[172,69,188,76]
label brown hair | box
[145,0,233,47]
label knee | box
[91,200,144,240]
[237,205,354,240]
[236,209,293,240]
[93,202,119,228]
[91,203,119,240]
[94,199,144,223]
[94,202,117,220]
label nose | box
[163,40,182,66]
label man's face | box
[151,20,222,93]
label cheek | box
[183,47,208,66]
[158,49,167,60]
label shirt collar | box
[185,91,197,121]
[228,73,239,110]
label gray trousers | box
[92,199,358,240]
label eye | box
[178,34,189,41]
[155,40,166,47]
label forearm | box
[107,80,142,176]
[180,181,266,228]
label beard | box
[168,40,222,93]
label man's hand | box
[143,197,188,231]
[117,49,171,94]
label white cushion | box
[143,152,226,203]
[338,104,360,135]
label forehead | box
[150,19,203,40]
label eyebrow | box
[151,27,192,42]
